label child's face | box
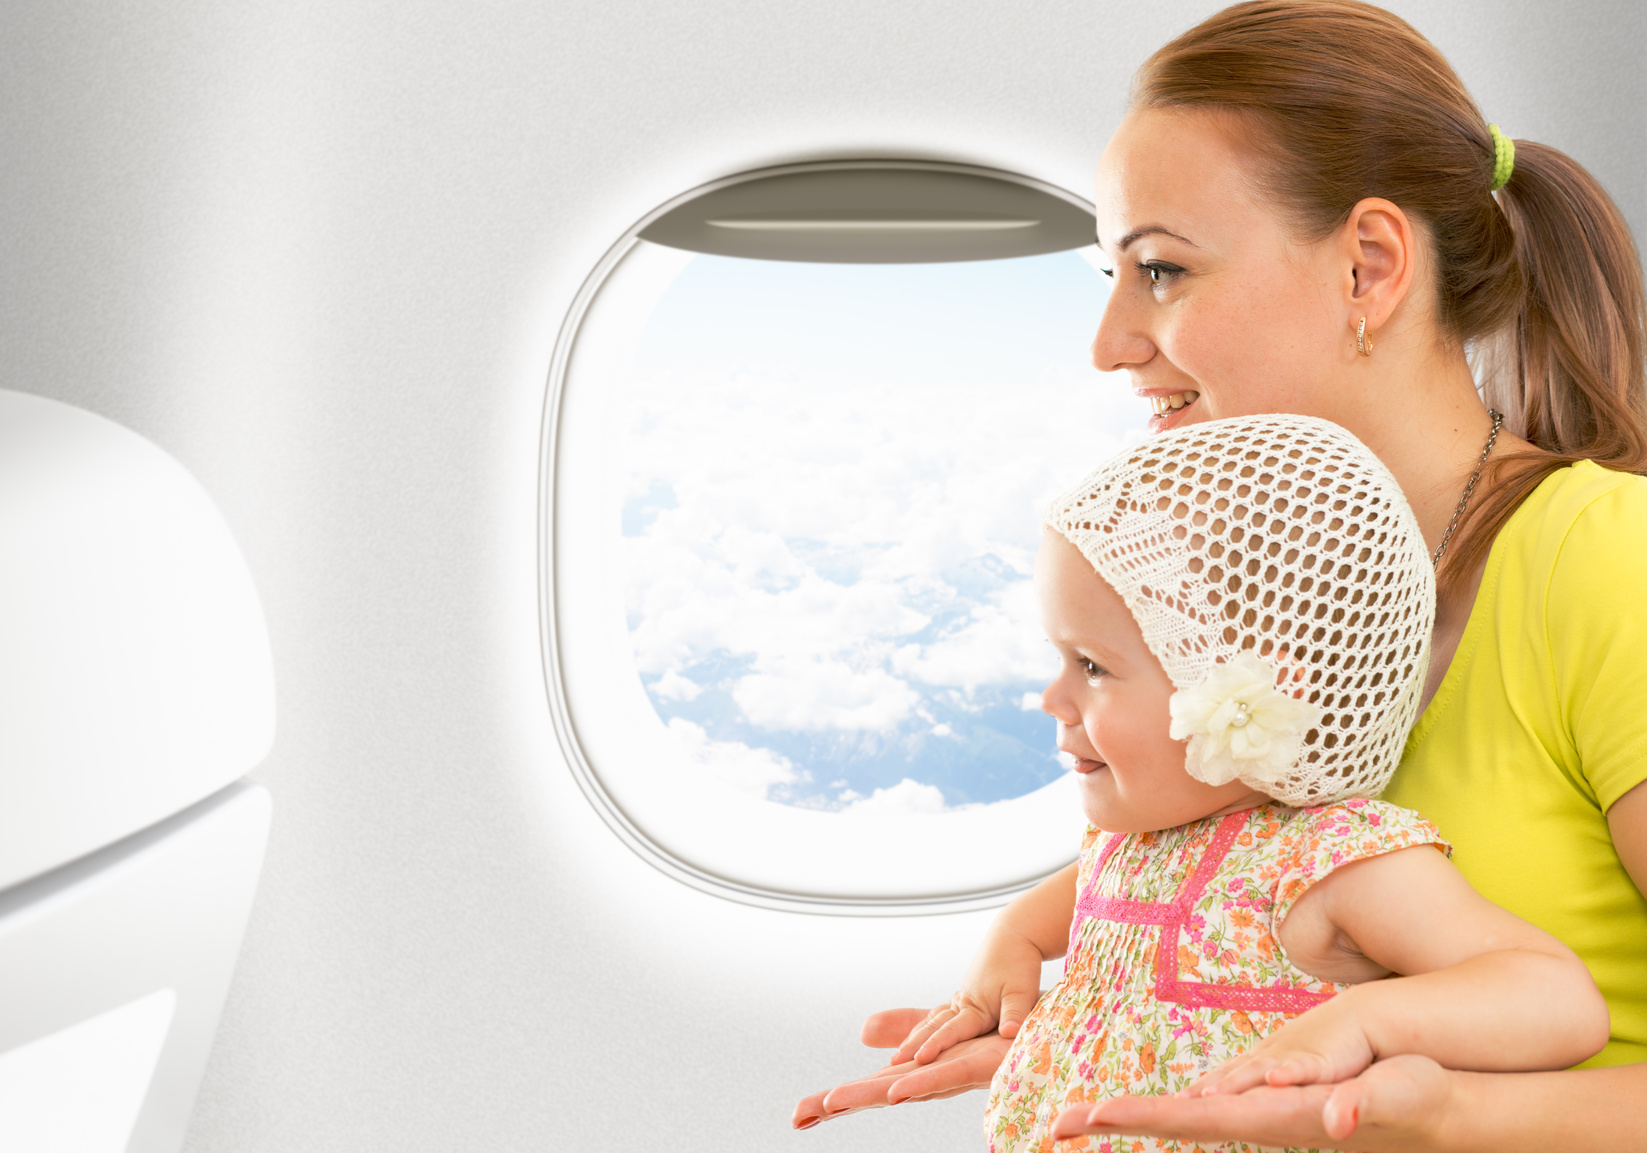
[1036,532,1268,833]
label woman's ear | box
[1337,198,1417,334]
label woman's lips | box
[1143,389,1200,434]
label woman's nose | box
[1090,285,1154,374]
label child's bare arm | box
[1188,844,1609,1097]
[894,860,1078,1065]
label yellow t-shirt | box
[1384,460,1647,1068]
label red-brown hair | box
[1135,0,1647,587]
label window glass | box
[621,250,1147,816]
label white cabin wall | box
[0,2,1639,1150]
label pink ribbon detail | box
[1070,812,1334,1014]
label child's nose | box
[1040,679,1078,725]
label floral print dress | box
[983,799,1447,1153]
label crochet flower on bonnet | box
[1167,650,1324,792]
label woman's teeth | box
[1149,390,1199,416]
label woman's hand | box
[791,1009,1014,1129]
[1049,1053,1456,1150]
[891,923,1046,1066]
[1183,992,1375,1099]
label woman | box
[796,2,1647,1148]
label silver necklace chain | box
[1432,408,1504,570]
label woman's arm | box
[1185,843,1608,1098]
[793,861,1077,1128]
[1051,1057,1647,1153]
[792,1020,1014,1129]
[1607,779,1647,895]
[1055,792,1647,1151]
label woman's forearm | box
[1051,1056,1647,1152]
[1434,1063,1647,1153]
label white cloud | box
[930,723,952,737]
[733,660,919,732]
[839,778,978,817]
[621,258,1149,752]
[664,718,804,800]
[891,581,1055,691]
[651,669,703,701]
[1020,691,1043,711]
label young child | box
[898,415,1608,1152]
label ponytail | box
[1136,1,1647,588]
[1459,143,1647,578]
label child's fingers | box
[1262,1053,1333,1087]
[891,1005,957,1064]
[912,1005,992,1064]
[997,987,1041,1039]
[1186,1054,1272,1098]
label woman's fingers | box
[1323,1054,1453,1143]
[1049,1083,1334,1145]
[792,1088,833,1130]
[796,1020,1017,1130]
[886,1033,1014,1104]
[860,1007,932,1049]
[1047,1055,1457,1148]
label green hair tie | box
[1489,124,1515,191]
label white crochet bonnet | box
[1045,415,1435,806]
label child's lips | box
[1070,755,1106,775]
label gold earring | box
[1357,317,1374,357]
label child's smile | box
[1036,531,1267,833]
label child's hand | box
[892,924,1046,1066]
[1182,993,1375,1098]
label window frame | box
[539,160,1097,915]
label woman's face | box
[1092,107,1354,435]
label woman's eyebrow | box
[1095,225,1199,252]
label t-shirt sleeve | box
[1547,476,1647,811]
[1270,799,1451,935]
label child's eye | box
[1137,260,1184,288]
[1080,658,1107,684]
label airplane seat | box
[0,389,276,1153]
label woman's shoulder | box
[1506,460,1647,564]
[1488,461,1647,623]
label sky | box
[620,248,1149,816]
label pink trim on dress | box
[1072,812,1334,1014]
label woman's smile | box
[1140,388,1201,433]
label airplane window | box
[546,163,1147,911]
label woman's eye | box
[1098,266,1115,279]
[1137,261,1184,288]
